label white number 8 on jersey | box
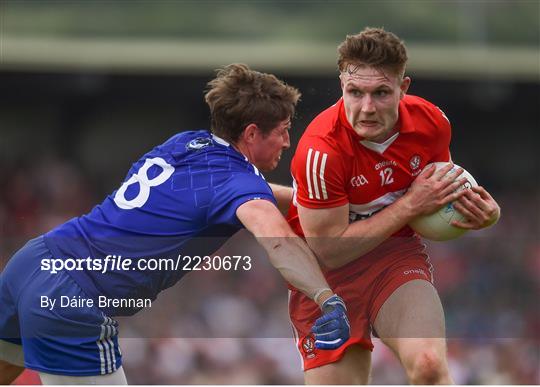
[113,157,174,210]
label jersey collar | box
[211,134,231,146]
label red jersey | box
[287,95,450,370]
[287,95,451,260]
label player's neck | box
[231,140,251,162]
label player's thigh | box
[18,275,122,377]
[373,279,448,367]
[374,279,445,340]
[39,366,127,385]
[305,345,371,385]
[289,283,373,382]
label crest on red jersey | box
[410,155,421,170]
[302,335,315,354]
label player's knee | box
[407,349,449,385]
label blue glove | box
[311,294,350,350]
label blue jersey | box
[43,130,276,315]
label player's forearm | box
[256,235,333,306]
[236,200,332,306]
[313,197,416,268]
[268,183,293,215]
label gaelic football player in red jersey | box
[286,28,500,384]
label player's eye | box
[349,89,362,97]
[374,89,390,97]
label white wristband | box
[313,288,332,305]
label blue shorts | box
[0,236,122,376]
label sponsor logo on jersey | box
[305,148,329,200]
[403,268,427,278]
[410,155,421,170]
[186,137,213,151]
[350,175,369,187]
[302,335,315,355]
[374,159,397,171]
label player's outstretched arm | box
[237,199,333,305]
[237,199,350,349]
[268,183,293,215]
[299,163,469,269]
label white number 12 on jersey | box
[379,167,394,186]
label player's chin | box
[358,126,386,141]
[269,160,280,171]
[258,160,279,172]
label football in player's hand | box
[410,162,478,241]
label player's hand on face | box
[451,186,501,229]
[404,163,468,217]
[311,295,350,350]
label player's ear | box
[242,123,259,144]
[400,76,411,98]
[339,74,345,91]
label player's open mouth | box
[360,120,379,126]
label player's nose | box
[361,95,376,113]
[282,130,290,149]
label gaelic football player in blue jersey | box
[0,64,350,384]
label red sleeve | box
[430,105,452,162]
[291,137,349,209]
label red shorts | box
[289,237,433,371]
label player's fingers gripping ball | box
[311,295,351,350]
[410,161,479,241]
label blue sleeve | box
[208,172,277,226]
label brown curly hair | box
[204,63,301,143]
[337,27,408,77]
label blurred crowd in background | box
[1,0,538,384]
[1,157,538,384]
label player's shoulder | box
[401,94,451,133]
[156,130,244,163]
[297,99,348,155]
[161,130,215,153]
[402,94,440,116]
[304,100,342,136]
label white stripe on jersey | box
[349,189,408,218]
[312,151,321,199]
[319,153,328,200]
[306,148,314,199]
[305,148,329,201]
